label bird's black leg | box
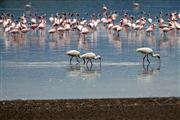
[83,58,86,64]
[143,55,146,65]
[90,59,93,65]
[70,56,73,65]
[86,59,89,65]
[147,54,150,64]
[76,57,80,64]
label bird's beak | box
[157,56,161,64]
[99,57,101,65]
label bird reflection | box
[66,65,81,77]
[143,63,160,73]
[68,64,81,70]
[66,64,101,79]
[142,64,160,76]
[84,63,101,71]
[146,35,156,45]
[138,63,160,81]
[78,38,90,50]
[49,39,58,50]
[81,64,101,80]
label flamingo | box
[64,24,71,32]
[112,24,122,36]
[49,14,54,26]
[146,24,155,35]
[66,50,80,65]
[57,26,65,33]
[136,47,160,65]
[48,27,56,38]
[38,20,45,30]
[21,26,30,35]
[161,27,171,34]
[174,21,180,30]
[30,23,38,31]
[80,52,101,65]
[80,27,90,39]
[108,23,114,30]
[0,16,3,24]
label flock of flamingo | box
[0,3,180,66]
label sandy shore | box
[1,97,180,120]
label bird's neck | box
[151,53,159,57]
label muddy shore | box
[1,97,180,120]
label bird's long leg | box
[147,54,150,64]
[90,59,93,65]
[86,59,89,65]
[70,56,73,65]
[83,58,86,64]
[143,55,147,65]
[76,57,80,64]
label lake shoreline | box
[1,97,180,120]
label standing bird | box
[66,50,80,65]
[25,1,32,9]
[133,2,140,7]
[80,52,101,65]
[136,47,160,65]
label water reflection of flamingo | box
[78,38,90,50]
[146,35,156,45]
[136,47,160,65]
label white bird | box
[136,47,160,65]
[80,52,101,65]
[133,2,140,7]
[102,4,108,12]
[66,50,81,65]
[148,18,152,24]
[25,2,31,9]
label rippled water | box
[0,0,180,100]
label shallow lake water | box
[0,0,179,100]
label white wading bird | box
[136,47,160,65]
[80,52,101,65]
[66,50,81,65]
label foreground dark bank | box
[1,97,180,120]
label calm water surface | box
[0,0,180,100]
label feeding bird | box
[136,47,160,65]
[80,52,101,65]
[66,50,81,65]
